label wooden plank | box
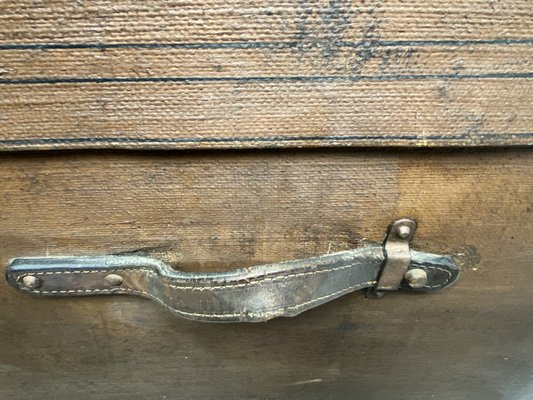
[0,149,531,399]
[0,0,531,150]
[0,79,531,149]
[0,0,531,43]
[1,44,532,80]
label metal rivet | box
[396,225,411,239]
[404,268,428,289]
[20,275,42,289]
[104,274,123,287]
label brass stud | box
[20,275,42,289]
[104,274,123,287]
[396,225,411,239]
[404,268,428,289]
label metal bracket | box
[367,218,427,298]
[378,218,417,290]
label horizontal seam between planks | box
[1,38,532,50]
[0,133,532,147]
[1,72,533,85]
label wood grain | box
[0,79,531,149]
[1,44,532,80]
[0,0,531,150]
[1,0,532,43]
[0,149,531,399]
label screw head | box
[104,274,123,287]
[396,225,411,239]
[404,268,428,289]
[20,275,42,289]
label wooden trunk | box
[0,1,532,399]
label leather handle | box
[5,220,459,322]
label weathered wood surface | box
[1,1,531,43]
[0,149,531,399]
[0,1,532,149]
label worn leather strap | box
[5,244,459,322]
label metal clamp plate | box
[376,218,418,291]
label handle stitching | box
[20,262,360,291]
[22,281,376,320]
[16,265,452,319]
[20,269,126,275]
[165,263,357,290]
[17,265,452,292]
[416,265,453,288]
